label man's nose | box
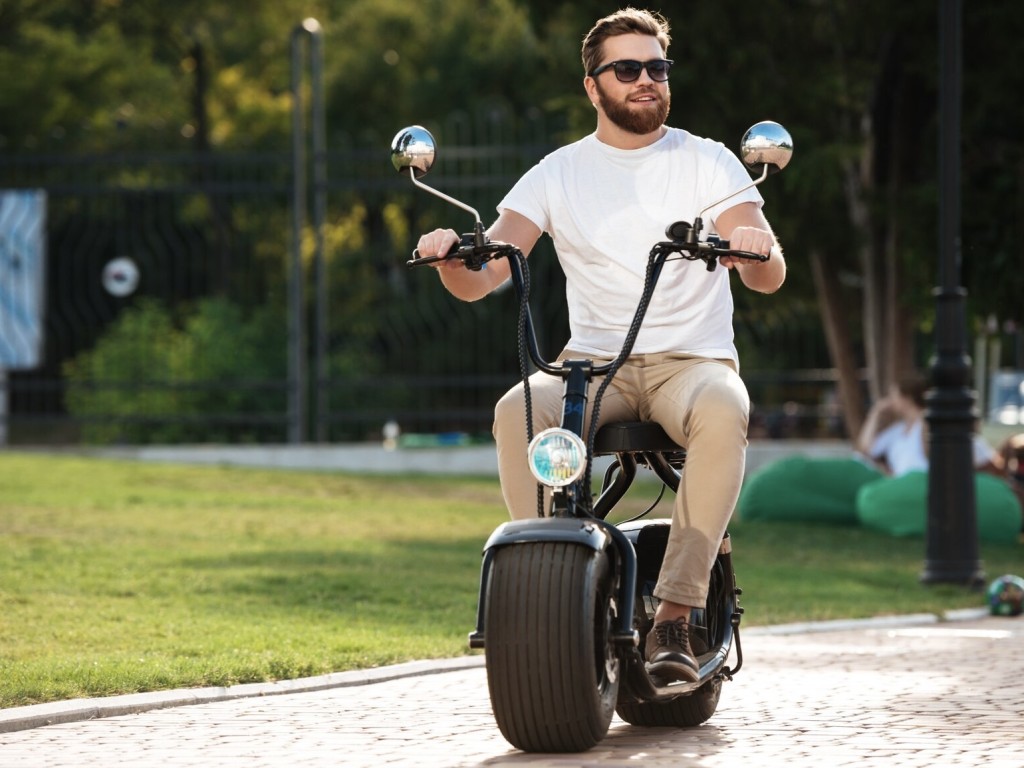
[636,66,656,84]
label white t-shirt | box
[497,128,764,362]
[868,418,995,476]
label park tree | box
[757,0,1024,436]
[3,0,1023,441]
[572,0,1024,439]
[0,0,323,153]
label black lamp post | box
[921,0,985,588]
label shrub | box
[63,297,286,443]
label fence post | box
[289,18,327,444]
[310,26,328,444]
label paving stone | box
[0,616,1021,767]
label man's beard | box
[595,81,670,135]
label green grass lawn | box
[1,452,1018,709]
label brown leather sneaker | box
[644,617,700,683]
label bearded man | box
[414,7,785,683]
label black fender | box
[468,517,639,650]
[483,517,613,552]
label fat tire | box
[484,541,619,753]
[615,676,722,727]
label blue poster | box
[0,190,46,370]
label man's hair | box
[581,7,671,76]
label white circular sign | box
[102,257,140,297]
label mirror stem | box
[407,168,482,225]
[696,163,769,223]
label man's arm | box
[414,209,542,302]
[714,202,786,294]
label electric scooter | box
[391,120,793,752]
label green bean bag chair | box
[855,470,1023,544]
[737,456,885,525]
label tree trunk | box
[809,248,865,439]
[841,154,883,405]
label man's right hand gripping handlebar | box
[410,228,463,269]
[410,226,519,276]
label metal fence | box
[0,115,842,446]
[1,150,292,444]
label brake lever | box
[408,232,517,272]
[407,233,473,269]
[702,242,770,271]
[658,238,770,272]
[407,250,448,267]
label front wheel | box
[484,541,620,753]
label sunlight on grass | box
[1,452,1017,708]
[0,453,506,707]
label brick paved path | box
[2,615,1022,767]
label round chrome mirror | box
[391,125,436,178]
[740,121,793,176]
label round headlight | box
[527,428,587,487]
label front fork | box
[473,359,646,650]
[543,359,593,518]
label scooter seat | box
[593,421,684,455]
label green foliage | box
[0,11,181,151]
[0,0,323,151]
[63,300,182,442]
[63,298,286,443]
[6,0,1024,439]
[323,0,545,146]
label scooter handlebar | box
[408,233,519,272]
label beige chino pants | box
[492,351,749,607]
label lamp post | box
[921,0,984,588]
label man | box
[415,8,785,683]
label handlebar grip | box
[407,240,460,267]
[711,236,770,262]
[726,249,770,262]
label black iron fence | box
[1,115,842,446]
[1,149,294,444]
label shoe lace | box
[653,618,689,649]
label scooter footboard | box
[468,518,639,650]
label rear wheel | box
[616,554,730,728]
[484,542,620,753]
[616,677,722,727]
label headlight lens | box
[527,428,587,487]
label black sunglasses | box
[588,58,673,83]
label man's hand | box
[414,228,462,270]
[715,203,786,294]
[413,210,538,302]
[719,225,776,270]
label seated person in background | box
[997,433,1024,526]
[854,374,1023,543]
[998,432,1024,484]
[856,373,999,477]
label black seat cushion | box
[593,421,683,454]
